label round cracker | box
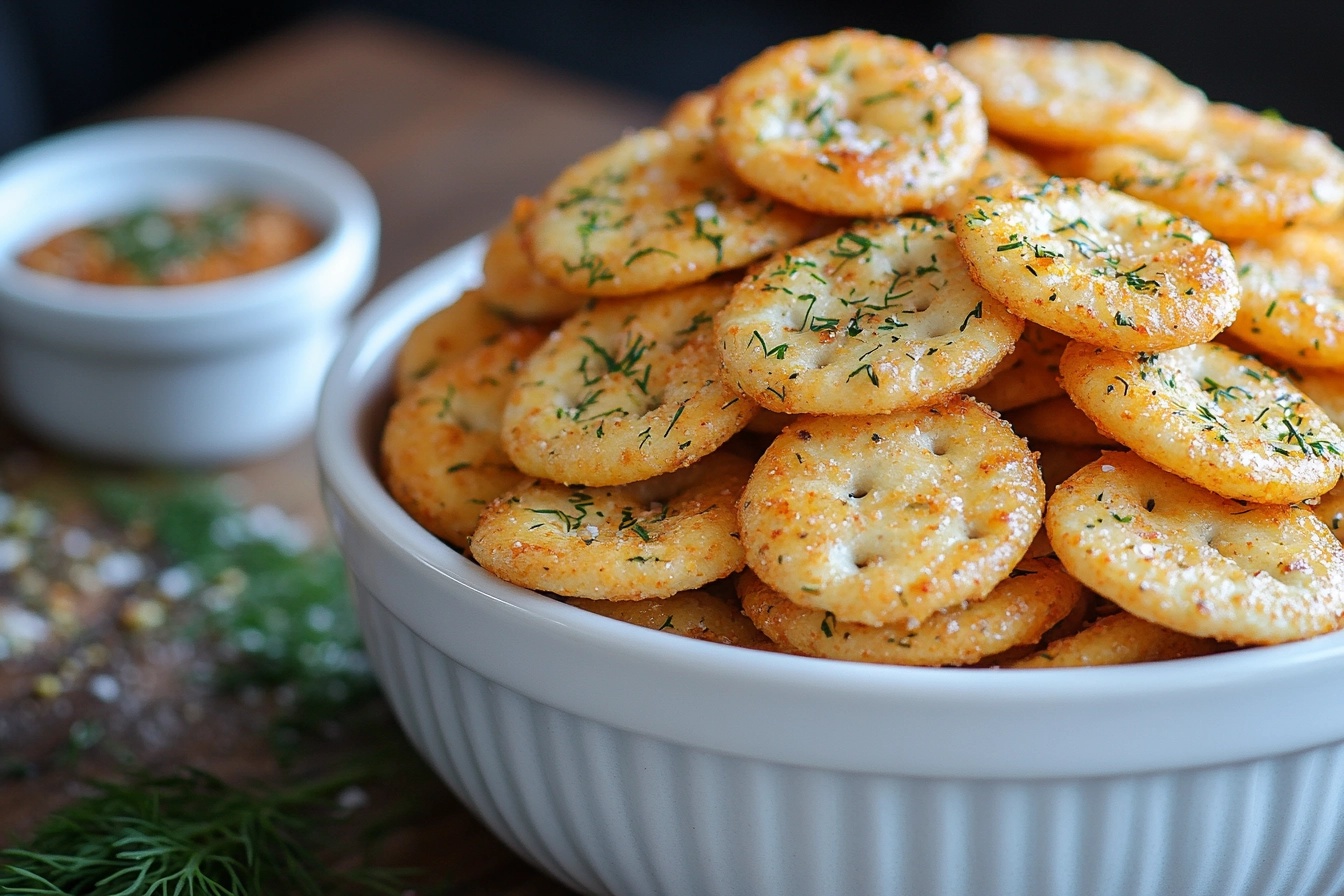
[713,29,986,217]
[1011,610,1223,667]
[480,204,590,320]
[568,588,773,649]
[382,328,545,548]
[739,559,1081,666]
[1046,451,1344,645]
[501,279,755,486]
[470,452,750,600]
[715,216,1023,415]
[944,34,1205,151]
[1227,232,1344,369]
[524,124,818,297]
[393,288,516,396]
[738,396,1044,627]
[1059,340,1344,503]
[956,177,1240,351]
[1078,103,1344,241]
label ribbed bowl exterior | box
[354,574,1344,896]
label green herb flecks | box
[91,198,253,283]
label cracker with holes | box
[524,122,818,297]
[1228,231,1344,369]
[1011,610,1222,667]
[479,205,589,320]
[568,588,774,649]
[1060,341,1344,504]
[956,177,1240,351]
[1046,452,1344,645]
[393,288,517,396]
[1074,104,1344,241]
[739,559,1080,666]
[382,328,546,549]
[501,279,755,486]
[716,217,1022,415]
[713,29,986,217]
[470,452,750,600]
[944,35,1205,151]
[737,396,1044,627]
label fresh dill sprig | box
[0,768,405,896]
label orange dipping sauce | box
[18,197,320,286]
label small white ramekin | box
[0,117,378,466]
[318,237,1344,896]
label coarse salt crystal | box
[96,551,146,589]
[88,674,121,703]
[337,785,369,812]
[693,201,717,221]
[61,528,93,559]
[306,604,336,632]
[0,605,50,655]
[238,628,267,652]
[1101,464,1115,472]
[157,566,195,600]
[0,537,29,573]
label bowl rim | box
[317,235,1344,779]
[0,116,379,334]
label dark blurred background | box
[3,0,1342,155]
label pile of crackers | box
[381,31,1344,667]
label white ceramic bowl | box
[0,117,378,466]
[318,237,1344,896]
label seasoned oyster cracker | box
[1011,610,1222,667]
[716,216,1022,414]
[480,207,589,320]
[957,177,1240,351]
[1076,104,1344,241]
[737,397,1044,627]
[714,29,986,217]
[501,279,755,486]
[470,452,750,600]
[1228,232,1344,369]
[739,559,1081,666]
[1059,341,1344,503]
[393,288,516,396]
[945,34,1205,151]
[1046,452,1344,645]
[525,124,817,297]
[569,588,774,649]
[382,328,545,548]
